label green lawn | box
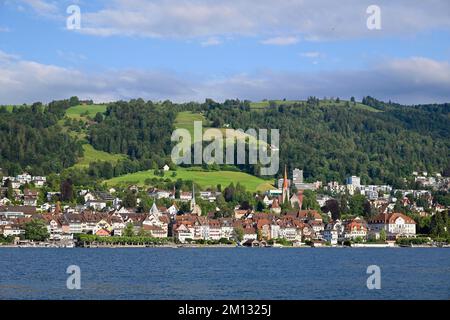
[66,104,107,119]
[74,144,127,168]
[105,167,274,192]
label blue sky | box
[1,0,450,104]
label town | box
[0,167,449,248]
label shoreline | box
[1,244,447,249]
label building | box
[368,212,416,238]
[292,168,304,186]
[281,165,290,204]
[344,217,368,240]
[346,176,361,187]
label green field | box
[250,99,381,112]
[74,144,127,168]
[105,167,274,192]
[249,100,301,109]
[174,111,208,139]
[66,104,107,119]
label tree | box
[122,190,137,208]
[234,227,244,242]
[349,194,366,216]
[60,179,74,202]
[23,220,49,241]
[94,112,103,123]
[6,179,13,200]
[123,222,135,237]
[256,200,266,212]
[430,212,447,238]
[379,229,387,242]
[69,96,80,106]
[302,190,320,210]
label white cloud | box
[68,0,450,40]
[1,51,450,105]
[200,37,222,47]
[19,0,58,15]
[261,36,299,46]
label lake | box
[0,248,449,300]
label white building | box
[368,212,416,238]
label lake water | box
[0,248,449,300]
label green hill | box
[66,104,107,119]
[74,144,127,168]
[105,167,274,192]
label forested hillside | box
[204,97,450,186]
[0,99,82,175]
[1,96,449,189]
[88,99,176,164]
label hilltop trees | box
[0,99,82,176]
[203,98,449,185]
[89,100,175,160]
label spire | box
[150,201,160,216]
[190,183,196,210]
[283,165,288,189]
[282,165,290,204]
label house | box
[192,216,209,240]
[179,191,192,202]
[3,206,36,217]
[242,227,257,241]
[95,228,111,237]
[289,192,303,209]
[323,220,344,244]
[86,200,107,210]
[368,212,416,238]
[208,219,221,240]
[256,218,272,240]
[23,189,38,206]
[344,217,368,240]
[162,164,170,171]
[219,218,234,240]
[167,203,178,216]
[309,220,324,236]
[93,219,112,235]
[32,176,46,187]
[1,224,24,237]
[142,203,169,237]
[153,189,172,199]
[142,225,168,238]
[297,210,322,222]
[173,223,194,243]
[234,208,250,219]
[270,198,281,215]
[63,213,85,234]
[278,220,297,241]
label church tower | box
[190,183,202,216]
[282,165,290,204]
[190,183,196,211]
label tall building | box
[346,176,361,187]
[281,165,290,204]
[292,168,304,186]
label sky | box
[0,0,450,105]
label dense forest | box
[0,98,82,175]
[0,96,449,189]
[204,97,450,186]
[88,99,175,161]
